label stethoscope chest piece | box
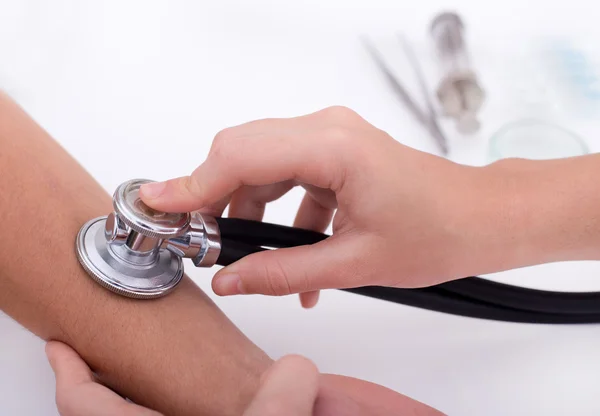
[76,179,192,299]
[76,216,183,299]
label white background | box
[2,1,600,415]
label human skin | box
[140,105,600,302]
[0,94,444,415]
[46,343,320,416]
[0,92,269,415]
[46,340,444,416]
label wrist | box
[468,155,600,276]
[442,159,539,278]
[476,158,541,271]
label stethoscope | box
[76,179,600,324]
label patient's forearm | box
[0,93,271,415]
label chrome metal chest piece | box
[76,179,221,299]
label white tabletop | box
[2,1,600,415]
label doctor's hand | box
[140,106,508,304]
[46,341,319,416]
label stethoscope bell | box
[76,179,221,299]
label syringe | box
[430,12,485,134]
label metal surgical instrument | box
[362,35,449,155]
[430,12,485,134]
[76,178,600,324]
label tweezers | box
[361,35,449,155]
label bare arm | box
[0,92,271,415]
[482,156,600,268]
[0,97,447,416]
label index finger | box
[139,113,356,213]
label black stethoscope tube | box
[216,218,328,248]
[215,217,600,324]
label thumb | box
[46,341,95,386]
[243,355,319,416]
[212,237,365,297]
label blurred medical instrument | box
[430,12,485,134]
[361,36,449,155]
[543,39,600,118]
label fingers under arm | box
[46,341,95,386]
[46,342,162,416]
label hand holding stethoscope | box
[130,105,600,324]
[139,106,480,306]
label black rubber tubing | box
[215,217,600,324]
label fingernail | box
[214,273,243,295]
[140,181,166,199]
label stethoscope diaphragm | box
[76,216,184,299]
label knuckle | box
[209,137,229,159]
[211,129,238,158]
[263,258,293,296]
[323,125,353,144]
[321,105,358,122]
[327,244,370,288]
[279,354,315,370]
[298,267,312,293]
[181,174,203,197]
[213,127,236,144]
